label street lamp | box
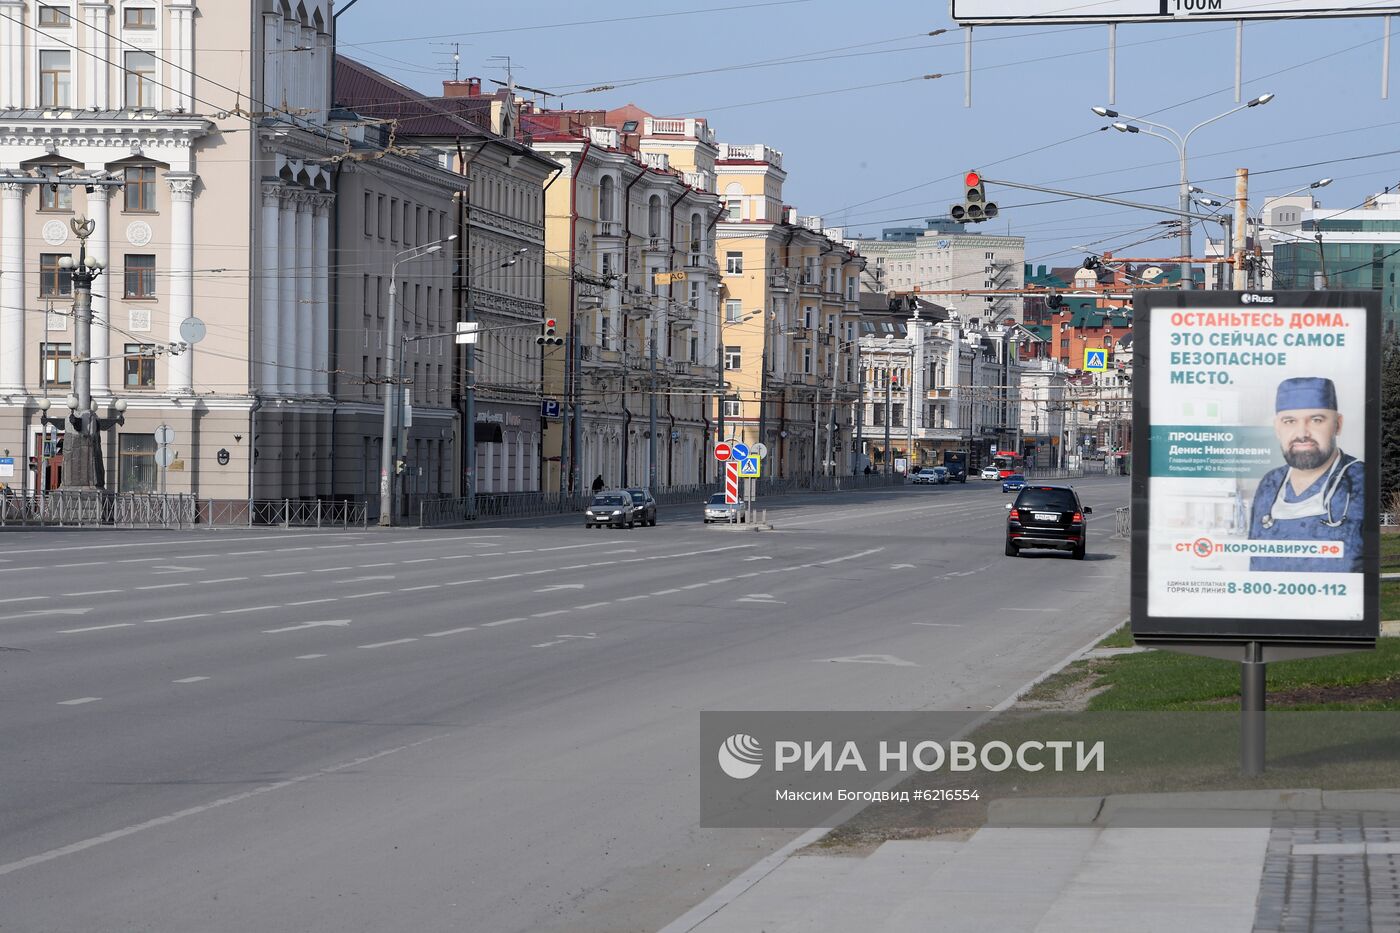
[1094,94,1274,289]
[378,234,456,527]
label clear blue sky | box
[337,1,1400,275]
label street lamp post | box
[1094,93,1274,289]
[379,235,455,527]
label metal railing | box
[1114,507,1130,538]
[1024,465,1086,480]
[0,494,366,529]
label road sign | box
[725,461,740,504]
[714,442,732,461]
[738,456,761,478]
[1083,348,1108,372]
[455,321,480,345]
[154,446,176,468]
[154,424,175,447]
[653,271,687,286]
[541,399,561,418]
[0,456,12,478]
[178,317,206,345]
[731,443,750,461]
[751,442,768,459]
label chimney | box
[443,77,481,98]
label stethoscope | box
[1260,455,1357,530]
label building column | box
[501,432,511,493]
[259,181,281,394]
[312,192,332,396]
[277,190,297,394]
[81,0,110,109]
[0,2,23,110]
[89,185,111,396]
[168,0,195,111]
[0,181,24,392]
[295,193,313,396]
[166,173,196,395]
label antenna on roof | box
[431,42,463,82]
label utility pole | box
[1232,168,1250,290]
[57,218,122,491]
[715,341,725,481]
[883,375,892,475]
[648,308,658,490]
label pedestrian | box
[591,474,605,494]
[863,465,872,476]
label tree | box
[1381,329,1400,511]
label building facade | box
[855,230,1026,325]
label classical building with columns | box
[0,1,468,506]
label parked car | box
[911,468,943,485]
[980,466,1001,481]
[1005,484,1091,559]
[932,466,949,484]
[585,491,636,528]
[1001,473,1027,493]
[625,488,658,526]
[703,492,747,523]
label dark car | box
[584,491,635,528]
[625,488,658,527]
[1001,473,1027,493]
[1005,484,1092,559]
[944,464,966,482]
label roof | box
[335,56,491,137]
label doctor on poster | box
[1248,377,1364,573]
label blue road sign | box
[1084,349,1108,372]
[541,399,561,418]
[730,443,750,461]
[738,456,761,478]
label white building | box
[854,230,1026,324]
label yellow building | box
[714,144,866,481]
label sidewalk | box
[665,797,1400,932]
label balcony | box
[682,170,713,193]
[641,152,670,172]
[798,277,820,295]
[718,143,783,168]
[769,271,792,291]
[643,117,716,145]
[645,236,668,252]
[684,253,718,272]
[596,220,622,238]
[586,126,620,149]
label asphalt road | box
[0,476,1131,933]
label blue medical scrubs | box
[1248,453,1364,572]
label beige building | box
[713,143,866,481]
[527,108,722,493]
[0,2,473,511]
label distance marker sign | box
[1130,290,1380,647]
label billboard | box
[952,0,1400,25]
[1130,290,1380,645]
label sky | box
[335,1,1400,278]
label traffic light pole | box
[977,176,1220,227]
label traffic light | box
[950,170,998,224]
[395,459,405,475]
[1046,292,1064,311]
[536,318,564,346]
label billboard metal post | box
[1241,641,1266,775]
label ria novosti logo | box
[718,733,764,779]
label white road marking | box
[402,558,436,564]
[534,584,585,593]
[573,602,611,610]
[710,577,732,584]
[227,551,267,556]
[57,697,102,705]
[999,608,1042,612]
[337,575,396,584]
[0,608,91,621]
[59,623,134,634]
[531,609,569,618]
[444,579,482,587]
[295,654,327,659]
[0,596,47,604]
[264,620,351,634]
[482,617,525,627]
[533,640,566,648]
[820,654,919,667]
[617,595,649,602]
[399,584,441,592]
[559,633,598,639]
[202,577,248,585]
[343,591,390,599]
[817,547,885,565]
[172,677,209,684]
[423,626,475,637]
[890,563,916,570]
[263,571,306,578]
[221,606,279,614]
[275,547,313,553]
[359,638,417,649]
[147,613,209,624]
[0,733,446,878]
[62,589,121,597]
[357,563,396,568]
[681,583,708,590]
[312,567,352,573]
[736,597,784,604]
[488,573,522,580]
[735,572,761,579]
[151,566,204,575]
[652,588,681,595]
[286,598,336,607]
[912,622,963,628]
[135,583,189,591]
[603,549,637,555]
[743,556,773,561]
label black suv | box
[1005,484,1091,559]
[626,489,658,527]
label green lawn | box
[1383,531,1400,571]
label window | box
[38,5,72,27]
[117,434,157,493]
[689,334,698,362]
[124,343,155,387]
[40,342,72,386]
[803,308,813,329]
[725,198,740,221]
[363,192,373,236]
[873,403,885,426]
[123,6,156,28]
[648,195,662,238]
[40,183,71,211]
[600,315,611,350]
[722,399,741,418]
[724,345,741,370]
[124,51,157,107]
[892,404,904,427]
[39,50,71,107]
[599,175,615,221]
[725,252,743,275]
[803,347,812,374]
[390,199,400,242]
[124,255,156,298]
[124,165,155,211]
[39,253,72,297]
[377,194,386,239]
[724,300,743,323]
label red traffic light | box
[964,171,981,188]
[545,318,557,329]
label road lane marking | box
[57,697,102,705]
[999,608,1041,612]
[710,577,732,584]
[533,640,566,647]
[264,620,351,634]
[62,589,121,597]
[263,572,306,578]
[402,558,436,564]
[312,567,352,573]
[275,547,313,553]
[681,583,707,590]
[535,584,585,593]
[357,562,396,568]
[482,617,525,627]
[359,638,417,649]
[295,654,327,659]
[148,614,209,624]
[817,547,886,565]
[531,609,569,618]
[135,583,189,590]
[652,588,681,595]
[172,677,209,684]
[912,622,963,628]
[221,606,280,614]
[423,626,475,637]
[444,579,482,587]
[400,584,441,592]
[0,596,47,604]
[343,591,390,599]
[573,602,611,610]
[203,577,248,584]
[59,623,134,634]
[227,551,267,556]
[617,595,649,602]
[286,598,336,607]
[488,573,521,580]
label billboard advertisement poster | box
[1131,291,1381,645]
